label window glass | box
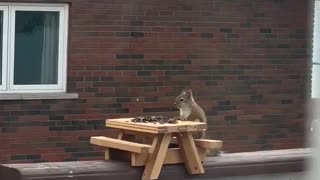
[312,65,320,98]
[0,11,3,85]
[14,11,59,85]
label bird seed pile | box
[131,116,178,124]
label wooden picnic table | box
[91,118,222,180]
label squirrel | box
[174,89,207,139]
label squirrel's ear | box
[186,89,192,99]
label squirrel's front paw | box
[174,116,186,121]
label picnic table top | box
[106,118,207,134]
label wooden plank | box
[142,133,172,180]
[105,131,123,161]
[177,132,205,174]
[106,118,207,134]
[131,147,207,166]
[107,118,206,129]
[165,147,207,164]
[131,152,146,166]
[122,130,156,138]
[106,123,159,134]
[105,149,110,160]
[117,131,124,139]
[90,136,151,154]
[194,139,223,149]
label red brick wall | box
[0,0,312,163]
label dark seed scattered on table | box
[131,116,179,124]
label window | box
[0,3,68,93]
[313,2,320,98]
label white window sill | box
[0,93,78,100]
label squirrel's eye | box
[180,98,184,102]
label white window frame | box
[0,3,68,93]
[0,6,8,91]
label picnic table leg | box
[117,130,124,139]
[104,148,110,160]
[105,130,124,160]
[142,133,171,180]
[177,132,205,174]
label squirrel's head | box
[174,89,194,108]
